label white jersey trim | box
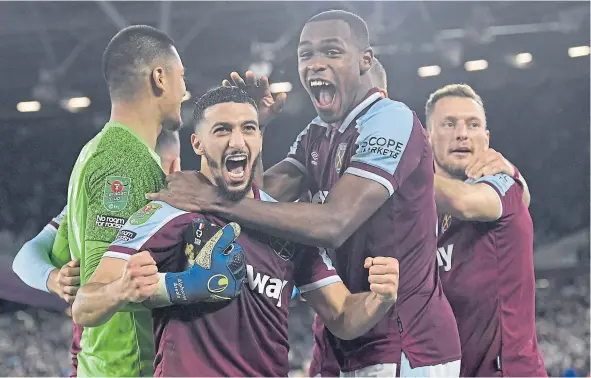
[345,167,395,196]
[298,275,342,294]
[283,157,308,177]
[103,251,132,261]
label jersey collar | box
[307,88,384,134]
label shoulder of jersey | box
[362,98,412,120]
[123,201,189,232]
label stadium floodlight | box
[17,101,41,113]
[514,53,533,67]
[568,45,590,58]
[269,82,293,93]
[464,59,488,71]
[68,97,91,109]
[417,65,441,78]
[61,96,91,113]
[182,91,191,102]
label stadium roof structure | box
[0,1,588,118]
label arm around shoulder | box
[434,174,509,222]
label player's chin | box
[162,116,182,132]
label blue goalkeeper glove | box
[164,220,246,304]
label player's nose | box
[228,129,246,149]
[454,121,469,139]
[307,58,328,73]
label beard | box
[433,152,468,180]
[203,149,260,202]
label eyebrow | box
[443,115,483,122]
[211,120,259,129]
[298,38,345,47]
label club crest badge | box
[335,143,348,173]
[441,214,452,234]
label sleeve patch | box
[103,176,132,212]
[350,102,414,176]
[110,201,187,251]
[129,202,162,225]
[468,173,515,196]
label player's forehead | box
[432,96,485,121]
[203,102,258,126]
[299,20,353,49]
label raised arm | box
[464,148,531,208]
[435,175,504,221]
[435,172,522,223]
[303,257,398,340]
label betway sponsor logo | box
[436,244,454,272]
[246,265,288,308]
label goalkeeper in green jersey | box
[63,25,185,377]
[11,130,181,376]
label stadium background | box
[0,1,588,376]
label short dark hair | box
[102,25,176,100]
[371,58,387,90]
[306,10,370,49]
[193,86,258,131]
[155,129,179,154]
[425,84,485,129]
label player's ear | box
[360,47,374,75]
[151,66,166,95]
[191,133,204,156]
[484,129,490,148]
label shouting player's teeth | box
[309,80,336,108]
[225,155,247,180]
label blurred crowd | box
[0,274,588,377]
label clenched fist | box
[118,251,160,303]
[364,257,399,302]
[48,259,81,305]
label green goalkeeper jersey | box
[67,121,165,377]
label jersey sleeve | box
[467,173,521,219]
[50,215,72,268]
[345,102,424,196]
[284,124,312,178]
[103,201,192,270]
[82,155,165,282]
[294,247,342,294]
[12,224,59,293]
